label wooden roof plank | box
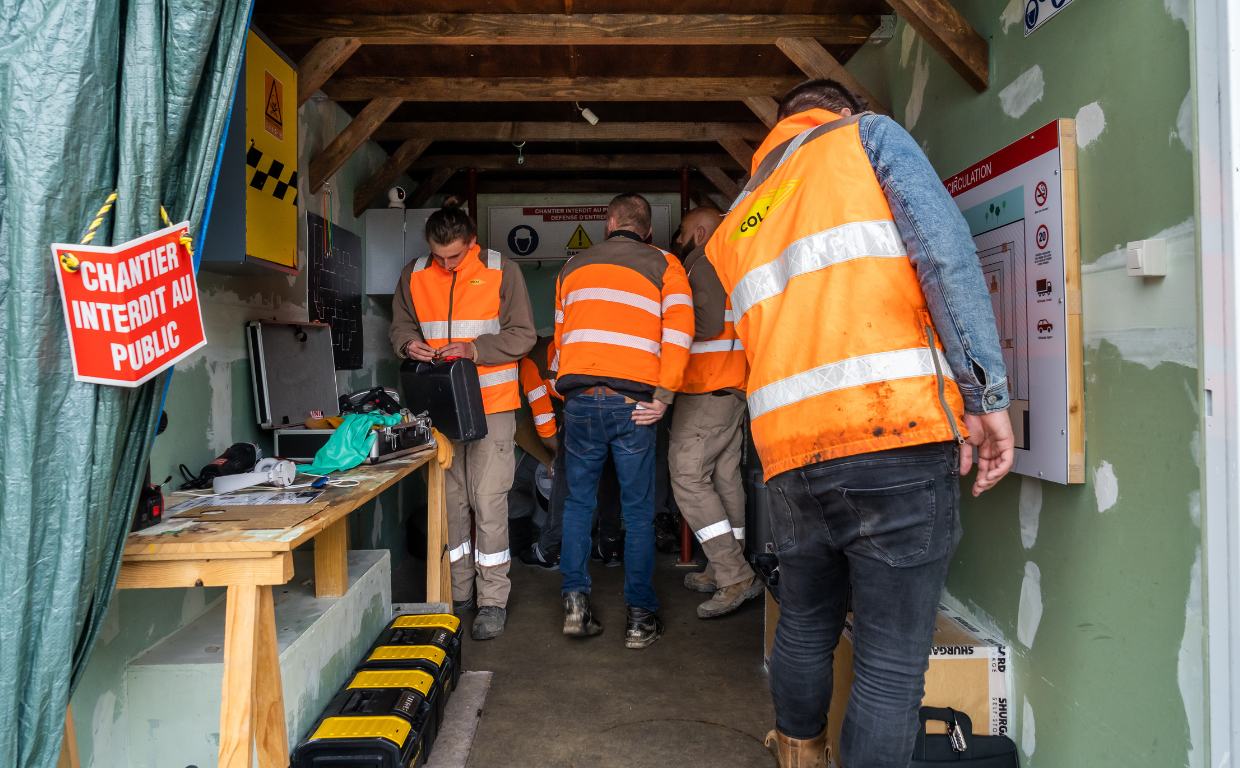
[324,76,800,101]
[410,153,734,170]
[885,0,987,91]
[717,137,755,171]
[353,138,432,216]
[775,37,888,115]
[408,168,456,208]
[742,96,780,128]
[260,13,880,46]
[308,96,403,193]
[699,166,740,200]
[374,121,768,142]
[297,37,361,106]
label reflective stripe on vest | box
[409,246,519,414]
[681,295,747,394]
[562,328,662,356]
[705,109,965,479]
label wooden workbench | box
[116,446,450,768]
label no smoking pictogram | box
[1036,224,1050,250]
[1034,181,1048,207]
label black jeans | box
[766,442,960,768]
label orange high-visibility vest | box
[408,245,519,414]
[520,339,558,438]
[706,109,965,480]
[680,295,747,394]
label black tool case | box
[372,613,464,690]
[400,359,487,442]
[357,625,458,729]
[291,669,439,768]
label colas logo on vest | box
[469,278,485,286]
[729,180,800,241]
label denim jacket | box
[858,114,1010,414]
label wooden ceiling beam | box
[476,177,687,194]
[297,37,360,106]
[407,168,456,208]
[260,13,880,46]
[324,76,800,102]
[742,96,780,129]
[775,38,888,116]
[374,121,768,143]
[885,0,988,91]
[717,137,755,171]
[410,153,734,171]
[699,167,740,201]
[353,139,432,216]
[309,97,403,193]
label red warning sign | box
[1035,224,1050,250]
[1034,181,1048,207]
[51,223,207,387]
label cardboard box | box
[763,596,1009,766]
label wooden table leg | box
[218,584,260,768]
[254,586,290,767]
[425,457,452,604]
[57,705,80,768]
[314,518,349,598]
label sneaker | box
[519,542,560,570]
[683,570,717,594]
[453,594,476,614]
[593,540,623,567]
[562,592,603,637]
[696,575,765,619]
[624,606,664,649]
[471,606,507,641]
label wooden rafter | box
[717,137,755,171]
[742,96,780,129]
[296,37,360,106]
[476,178,688,194]
[323,76,800,102]
[353,139,432,216]
[308,97,402,193]
[374,121,767,143]
[885,0,988,91]
[410,154,734,171]
[775,38,888,115]
[699,167,740,201]
[408,168,456,208]
[260,13,880,46]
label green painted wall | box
[70,97,415,767]
[849,1,1203,765]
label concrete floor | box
[457,554,776,768]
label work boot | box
[519,542,560,571]
[624,606,664,649]
[697,575,764,619]
[471,606,506,641]
[453,594,476,614]
[683,570,717,594]
[562,592,603,637]
[764,728,828,768]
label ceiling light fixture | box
[513,141,526,166]
[575,101,600,126]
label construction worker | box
[669,205,762,618]
[390,204,536,641]
[516,334,562,569]
[554,193,694,649]
[706,80,1014,768]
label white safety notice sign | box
[488,204,673,261]
[1023,0,1076,37]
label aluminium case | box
[247,320,339,429]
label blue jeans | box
[559,391,658,612]
[766,442,960,768]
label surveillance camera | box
[388,186,407,209]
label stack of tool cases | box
[292,613,464,767]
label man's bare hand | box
[631,399,668,426]
[960,411,1015,496]
[404,340,437,362]
[541,435,559,462]
[437,342,476,361]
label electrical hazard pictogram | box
[264,71,284,140]
[566,225,593,251]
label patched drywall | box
[849,1,1204,765]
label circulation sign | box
[51,222,207,386]
[1023,0,1076,36]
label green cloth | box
[0,0,251,764]
[302,412,405,475]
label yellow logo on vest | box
[469,278,485,286]
[729,180,800,241]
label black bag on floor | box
[400,358,487,442]
[910,708,1019,767]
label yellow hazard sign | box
[264,71,284,140]
[566,225,593,251]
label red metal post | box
[679,517,694,565]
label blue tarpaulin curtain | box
[0,0,251,764]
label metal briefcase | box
[400,358,487,442]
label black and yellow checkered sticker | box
[247,141,298,205]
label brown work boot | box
[764,728,828,768]
[697,574,764,619]
[683,570,716,594]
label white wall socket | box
[1126,238,1168,277]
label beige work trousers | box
[669,392,754,589]
[445,411,516,608]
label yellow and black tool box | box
[359,644,453,729]
[292,669,438,768]
[373,613,463,690]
